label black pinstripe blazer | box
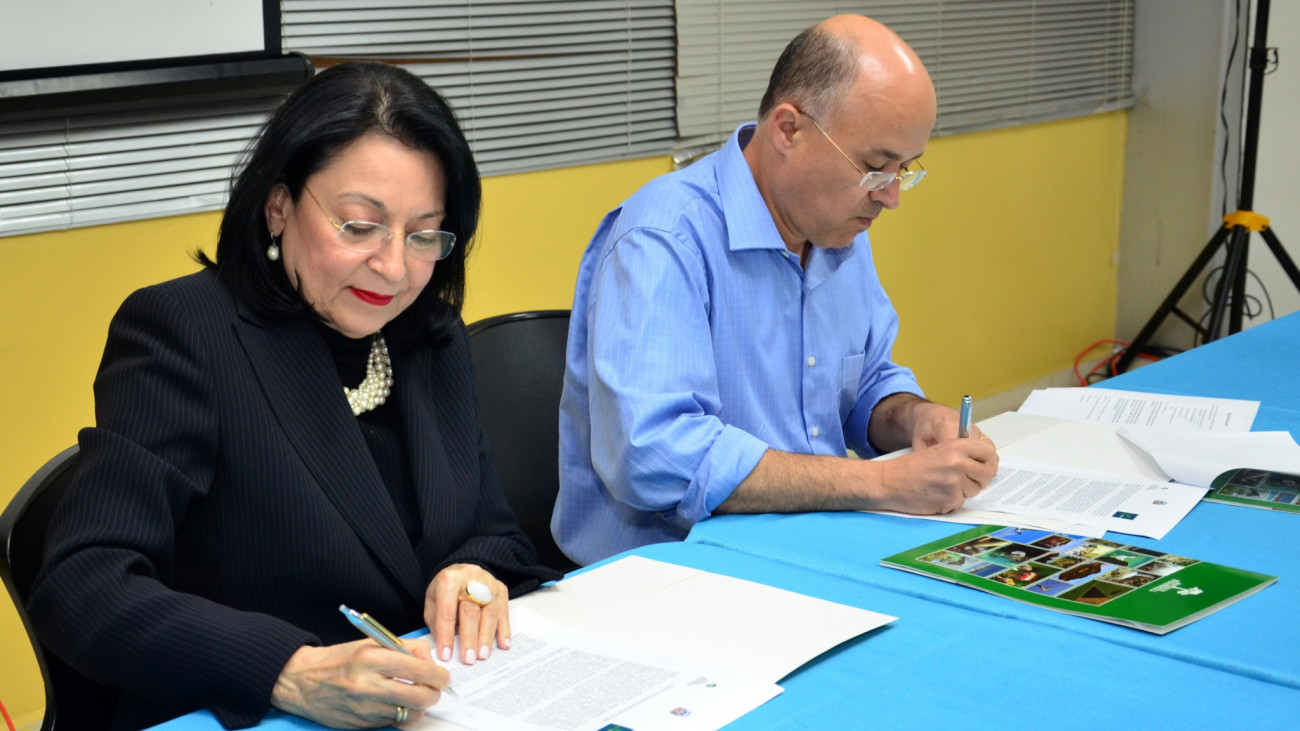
[28,270,559,730]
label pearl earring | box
[267,232,281,262]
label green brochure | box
[882,525,1275,635]
[1206,468,1300,513]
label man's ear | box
[264,183,290,237]
[766,103,802,157]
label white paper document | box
[1017,387,1258,432]
[411,557,895,731]
[987,413,1171,483]
[417,606,780,731]
[517,556,895,683]
[865,422,1103,536]
[1118,428,1300,487]
[964,456,1206,539]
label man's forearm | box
[715,448,885,514]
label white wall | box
[1245,0,1300,326]
[1116,0,1244,349]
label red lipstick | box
[350,287,393,306]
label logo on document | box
[1153,499,1168,505]
[670,708,692,717]
[1112,511,1138,520]
[1150,579,1203,596]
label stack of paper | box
[413,557,895,731]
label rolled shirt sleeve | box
[587,225,770,525]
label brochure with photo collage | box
[882,526,1276,634]
[1206,468,1300,513]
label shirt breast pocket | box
[839,353,866,419]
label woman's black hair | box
[199,61,481,346]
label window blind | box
[1,1,675,237]
[676,0,1134,156]
[0,96,282,237]
[282,0,677,176]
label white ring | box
[464,580,493,606]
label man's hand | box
[871,436,998,514]
[906,398,995,451]
[864,394,999,513]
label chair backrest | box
[466,310,576,573]
[0,445,118,731]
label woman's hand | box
[424,563,510,665]
[270,638,448,729]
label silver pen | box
[958,394,973,439]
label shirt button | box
[811,426,820,437]
[807,356,816,367]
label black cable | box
[1248,268,1276,320]
[1219,0,1244,218]
[1199,265,1275,342]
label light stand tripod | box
[1115,0,1300,373]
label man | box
[554,15,999,566]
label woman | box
[28,62,561,730]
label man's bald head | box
[757,14,935,124]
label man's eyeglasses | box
[802,112,927,192]
[302,185,457,262]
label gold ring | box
[395,705,408,724]
[459,580,493,606]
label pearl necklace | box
[344,333,393,416]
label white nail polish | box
[480,644,490,659]
[440,646,451,662]
[465,648,477,664]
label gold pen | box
[339,605,458,698]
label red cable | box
[1073,339,1130,386]
[0,698,18,731]
[1073,339,1165,384]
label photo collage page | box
[1211,468,1300,508]
[914,527,1199,607]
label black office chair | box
[1,445,119,731]
[466,310,577,574]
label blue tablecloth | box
[154,313,1300,729]
[688,503,1298,691]
[153,541,1299,730]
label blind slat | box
[676,0,1134,145]
[2,1,677,237]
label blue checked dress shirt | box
[554,124,924,565]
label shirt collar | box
[716,123,790,253]
[714,123,860,274]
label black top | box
[318,325,420,544]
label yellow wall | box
[878,112,1126,405]
[0,112,1123,725]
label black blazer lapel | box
[397,343,457,576]
[233,312,426,602]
